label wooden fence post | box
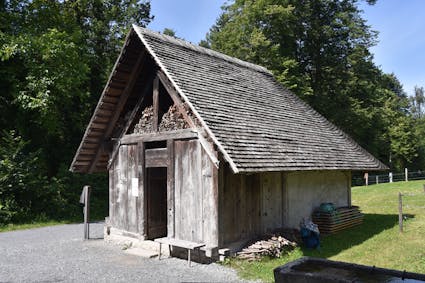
[376,175,379,184]
[405,168,408,182]
[398,192,403,233]
[83,185,91,240]
[364,172,368,186]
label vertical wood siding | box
[127,144,138,233]
[219,166,284,245]
[109,142,146,236]
[173,139,218,247]
[108,137,218,247]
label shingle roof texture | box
[134,26,387,172]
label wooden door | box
[147,167,167,239]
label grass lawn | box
[226,180,425,282]
[0,220,71,233]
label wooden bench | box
[154,237,205,266]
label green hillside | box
[228,180,425,282]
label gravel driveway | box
[0,223,252,283]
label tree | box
[0,0,152,223]
[65,0,153,106]
[0,131,49,223]
[205,0,416,170]
[410,86,425,119]
[0,0,152,175]
[163,28,177,37]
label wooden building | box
[70,25,387,257]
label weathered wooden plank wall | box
[109,143,145,236]
[166,140,175,238]
[108,159,115,226]
[174,139,202,242]
[117,145,128,231]
[201,144,219,247]
[112,155,119,228]
[173,139,218,247]
[261,172,283,232]
[284,171,350,228]
[219,166,284,245]
[127,144,138,233]
[108,136,218,247]
[137,142,145,237]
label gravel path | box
[0,223,252,283]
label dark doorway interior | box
[147,167,167,239]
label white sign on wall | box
[131,178,139,197]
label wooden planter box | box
[312,206,363,235]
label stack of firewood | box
[159,105,188,131]
[237,234,297,261]
[133,106,154,134]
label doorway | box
[146,167,167,239]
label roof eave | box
[70,29,137,173]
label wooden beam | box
[197,131,219,168]
[120,129,198,144]
[145,148,168,167]
[167,139,175,238]
[136,142,144,236]
[157,71,195,128]
[107,129,198,170]
[120,73,155,137]
[138,142,148,238]
[88,48,146,173]
[152,76,159,132]
[106,73,155,168]
[157,70,219,168]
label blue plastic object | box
[300,228,320,249]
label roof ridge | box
[134,25,271,75]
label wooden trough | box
[312,206,364,235]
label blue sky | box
[148,1,425,96]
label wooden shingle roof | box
[134,26,387,172]
[71,25,387,173]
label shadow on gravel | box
[303,213,403,258]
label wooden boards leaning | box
[312,206,364,235]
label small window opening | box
[145,140,167,149]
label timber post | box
[405,168,408,182]
[82,185,91,240]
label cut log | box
[236,229,298,261]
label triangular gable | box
[70,31,222,173]
[132,25,239,173]
[71,26,388,174]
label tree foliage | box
[0,131,48,223]
[204,0,421,170]
[0,0,152,224]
